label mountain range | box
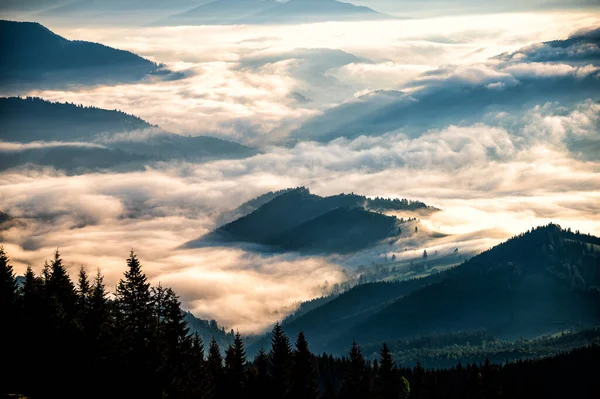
[160,0,391,26]
[0,97,257,172]
[292,28,600,142]
[187,186,436,253]
[0,20,164,88]
[248,224,600,354]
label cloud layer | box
[1,12,600,333]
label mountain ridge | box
[0,20,163,87]
[187,187,436,253]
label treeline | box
[360,329,600,369]
[1,96,151,124]
[1,247,599,399]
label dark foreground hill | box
[0,20,162,87]
[2,243,599,399]
[255,224,600,354]
[187,187,435,253]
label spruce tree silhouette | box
[269,322,293,399]
[291,331,319,399]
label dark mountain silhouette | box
[276,224,600,353]
[275,206,399,253]
[0,97,257,172]
[160,0,278,25]
[240,0,390,24]
[341,224,600,346]
[0,97,152,142]
[0,20,163,87]
[247,225,600,353]
[110,133,257,162]
[215,188,295,225]
[188,187,434,253]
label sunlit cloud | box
[1,11,600,334]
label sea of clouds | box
[1,10,599,333]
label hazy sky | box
[1,8,599,333]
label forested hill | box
[190,187,434,253]
[250,224,600,355]
[0,20,161,86]
[1,246,599,398]
[340,224,600,348]
[0,97,258,172]
[0,96,152,142]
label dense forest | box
[1,245,599,398]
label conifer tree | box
[206,337,223,399]
[157,287,193,397]
[375,343,397,399]
[115,250,153,336]
[269,322,293,399]
[0,247,18,394]
[340,340,370,399]
[0,246,16,316]
[411,360,427,399]
[47,249,78,317]
[114,251,156,397]
[17,266,46,396]
[76,265,91,326]
[248,348,270,398]
[291,331,318,399]
[77,266,90,303]
[87,268,114,398]
[190,333,207,398]
[224,332,248,398]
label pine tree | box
[225,332,247,398]
[269,322,293,399]
[114,250,156,397]
[248,348,270,399]
[42,250,80,398]
[156,287,193,397]
[47,249,78,317]
[291,331,318,399]
[412,360,427,399]
[189,333,207,398]
[17,266,45,397]
[76,265,91,326]
[0,247,18,394]
[340,340,370,399]
[206,337,223,399]
[88,268,114,398]
[375,343,397,399]
[0,246,17,316]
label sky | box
[1,6,599,333]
